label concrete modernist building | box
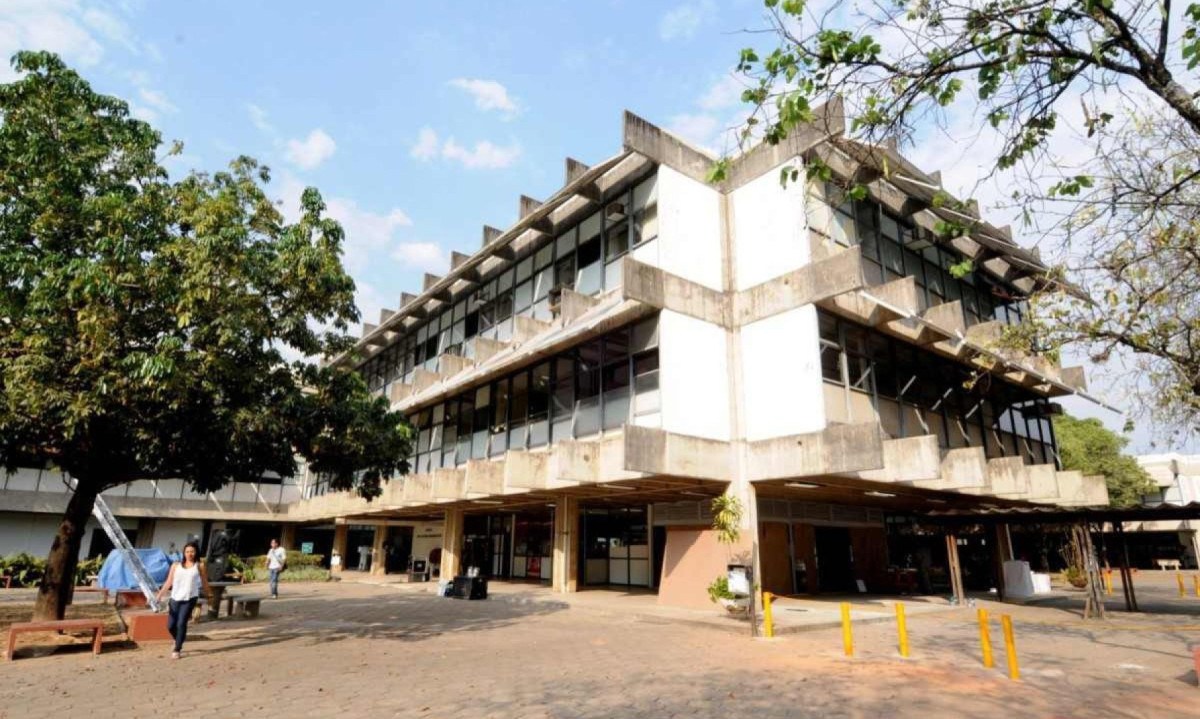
[1119,454,1200,568]
[1,104,1110,603]
[289,102,1110,606]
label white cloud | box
[441,137,521,169]
[137,87,177,114]
[81,7,136,54]
[698,75,745,112]
[410,127,440,161]
[247,103,274,134]
[667,113,720,153]
[659,1,715,41]
[391,242,450,273]
[0,1,105,82]
[449,78,519,117]
[285,129,337,170]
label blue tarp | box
[96,548,171,590]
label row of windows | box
[362,175,659,393]
[406,316,660,474]
[818,310,1058,466]
[816,182,1030,327]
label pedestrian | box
[266,538,287,599]
[357,544,370,572]
[155,540,212,659]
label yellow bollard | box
[1194,575,1200,598]
[762,591,775,638]
[1001,614,1020,681]
[1104,570,1113,596]
[841,602,854,657]
[977,608,994,669]
[1178,572,1187,597]
[896,602,910,658]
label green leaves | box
[0,52,410,498]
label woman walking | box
[155,540,212,659]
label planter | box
[718,596,750,614]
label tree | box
[1053,415,1156,507]
[718,0,1200,433]
[0,52,413,621]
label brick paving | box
[1,579,1198,718]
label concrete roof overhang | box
[917,501,1200,526]
[753,473,1040,515]
[330,475,729,523]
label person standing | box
[266,538,287,599]
[155,541,212,659]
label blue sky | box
[1,0,1176,451]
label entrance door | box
[815,526,855,592]
[385,526,413,574]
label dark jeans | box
[167,597,197,652]
[269,568,280,596]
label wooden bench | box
[73,587,109,603]
[6,618,104,661]
[1156,558,1183,571]
[225,595,268,619]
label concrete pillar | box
[441,509,465,580]
[134,518,155,548]
[370,524,388,576]
[279,523,297,550]
[552,496,580,593]
[331,524,348,573]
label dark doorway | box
[651,526,667,589]
[87,528,136,561]
[815,526,855,592]
[383,526,413,574]
[347,526,375,571]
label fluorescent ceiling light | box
[471,499,503,505]
[786,482,821,489]
[680,491,708,498]
[864,491,896,498]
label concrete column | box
[370,524,388,576]
[441,509,465,580]
[552,495,580,593]
[134,518,155,548]
[279,523,297,550]
[331,524,348,573]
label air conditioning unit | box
[605,202,625,222]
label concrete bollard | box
[1001,614,1020,681]
[896,602,910,658]
[977,608,994,669]
[1194,575,1199,598]
[762,591,775,638]
[841,602,853,657]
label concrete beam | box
[737,246,865,325]
[464,459,505,496]
[622,257,729,326]
[565,157,590,184]
[830,275,919,327]
[1061,366,1087,391]
[552,440,600,483]
[410,368,444,393]
[519,195,543,220]
[624,425,732,481]
[401,473,434,504]
[482,225,503,247]
[388,382,414,404]
[432,468,467,501]
[909,446,987,490]
[856,434,941,483]
[512,315,552,343]
[470,337,510,363]
[559,288,599,324]
[622,109,715,184]
[986,456,1030,495]
[437,354,474,377]
[747,422,885,481]
[723,97,846,191]
[422,273,442,292]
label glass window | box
[575,340,602,437]
[552,355,574,441]
[528,362,551,447]
[602,329,631,429]
[509,371,529,450]
[490,379,509,455]
[577,216,603,295]
[514,281,533,314]
[516,256,533,284]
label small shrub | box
[707,575,736,604]
[74,556,104,586]
[0,553,47,587]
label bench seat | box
[6,618,104,661]
[226,595,269,619]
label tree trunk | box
[33,479,100,621]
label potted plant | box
[707,494,752,614]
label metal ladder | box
[70,476,162,611]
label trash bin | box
[450,575,488,600]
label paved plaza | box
[2,577,1199,718]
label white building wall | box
[655,166,723,291]
[150,519,205,553]
[411,521,444,565]
[657,310,730,440]
[731,157,809,291]
[740,306,825,441]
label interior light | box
[786,482,821,489]
[864,490,897,498]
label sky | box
[0,0,1184,453]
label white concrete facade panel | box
[740,306,825,441]
[731,157,809,291]
[657,310,730,440]
[655,166,723,291]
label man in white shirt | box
[266,538,287,599]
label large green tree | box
[0,52,412,620]
[1053,415,1157,507]
[719,0,1200,434]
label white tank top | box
[170,563,201,601]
